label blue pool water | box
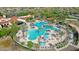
[26,21,59,40]
[34,21,47,28]
[27,29,46,40]
[39,42,46,47]
[44,25,59,30]
[43,33,49,40]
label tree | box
[27,41,33,48]
[34,43,39,48]
[17,11,29,16]
[0,28,6,37]
[9,23,20,39]
[0,12,3,16]
[0,23,20,39]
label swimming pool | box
[26,21,59,40]
[39,42,46,47]
[33,21,47,28]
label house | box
[18,15,34,20]
[0,16,11,28]
[10,16,17,23]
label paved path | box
[68,23,79,33]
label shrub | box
[27,41,33,48]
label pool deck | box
[15,20,79,51]
[16,20,70,50]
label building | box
[0,16,11,28]
[10,16,17,23]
